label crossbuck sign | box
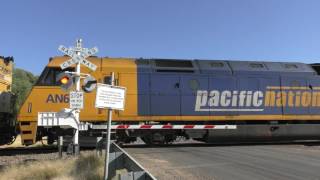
[58,44,98,71]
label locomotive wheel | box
[141,136,154,145]
[141,132,166,145]
[47,133,55,145]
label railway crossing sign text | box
[95,84,126,110]
[70,91,84,109]
[58,45,98,71]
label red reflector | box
[162,125,173,129]
[141,125,152,129]
[117,125,129,129]
[184,125,195,129]
[204,125,215,128]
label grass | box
[0,136,128,179]
[0,152,105,180]
[70,153,104,180]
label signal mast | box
[56,39,98,155]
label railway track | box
[1,139,319,155]
[0,146,58,156]
[0,139,319,158]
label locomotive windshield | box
[36,67,74,86]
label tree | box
[11,68,38,114]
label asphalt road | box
[125,143,320,180]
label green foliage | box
[11,68,38,114]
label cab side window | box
[104,76,118,85]
[104,76,111,85]
[36,67,74,86]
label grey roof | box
[227,60,316,75]
[136,58,317,76]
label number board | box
[95,84,126,110]
[70,91,84,109]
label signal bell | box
[56,72,74,91]
[82,75,97,93]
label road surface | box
[125,143,320,180]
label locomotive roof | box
[137,58,317,76]
[48,56,317,76]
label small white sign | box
[95,84,126,110]
[70,91,84,109]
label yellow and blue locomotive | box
[17,56,320,145]
[0,56,16,145]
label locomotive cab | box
[18,56,132,145]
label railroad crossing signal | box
[57,39,99,155]
[57,72,98,93]
[56,72,74,91]
[58,44,98,71]
[82,75,97,93]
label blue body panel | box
[137,59,320,117]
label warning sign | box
[95,84,126,110]
[70,91,84,109]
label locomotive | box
[17,56,320,145]
[0,56,16,145]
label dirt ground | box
[0,135,63,169]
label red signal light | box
[60,76,69,84]
[56,72,74,91]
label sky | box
[1,0,320,75]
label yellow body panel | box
[18,57,139,144]
[0,57,13,92]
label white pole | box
[73,39,82,155]
[58,136,63,158]
[104,72,114,180]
